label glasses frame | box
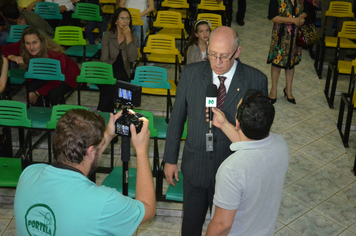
[208,47,238,61]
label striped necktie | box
[217,76,227,109]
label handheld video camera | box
[114,81,143,137]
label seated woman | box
[1,26,79,107]
[186,19,211,65]
[0,49,9,94]
[99,7,138,112]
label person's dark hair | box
[187,19,211,47]
[53,109,106,164]
[236,89,275,140]
[110,8,132,33]
[0,0,20,20]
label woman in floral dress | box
[267,0,306,104]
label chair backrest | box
[153,10,184,29]
[0,100,31,127]
[132,109,158,138]
[47,105,88,129]
[53,26,87,46]
[71,3,102,22]
[131,66,171,89]
[77,62,116,85]
[128,8,144,26]
[143,34,180,55]
[338,21,356,40]
[24,58,65,81]
[326,1,353,17]
[34,2,63,20]
[6,25,29,44]
[198,0,225,11]
[161,0,189,9]
[197,13,222,30]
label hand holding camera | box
[115,107,144,137]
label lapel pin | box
[237,88,240,92]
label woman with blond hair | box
[1,26,79,106]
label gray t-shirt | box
[212,133,289,236]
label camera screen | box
[118,88,132,102]
[116,123,130,136]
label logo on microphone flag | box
[206,97,217,107]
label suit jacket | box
[100,31,138,77]
[163,59,268,188]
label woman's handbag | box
[296,19,319,47]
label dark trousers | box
[28,80,72,107]
[182,177,214,236]
[236,0,246,23]
[97,84,116,112]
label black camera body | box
[115,108,144,137]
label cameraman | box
[14,109,156,235]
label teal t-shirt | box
[14,164,145,236]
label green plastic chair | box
[71,3,102,22]
[102,110,159,198]
[131,66,174,139]
[76,61,116,105]
[53,26,98,62]
[6,25,29,44]
[0,100,32,187]
[24,58,65,108]
[34,2,63,20]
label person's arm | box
[0,57,8,93]
[125,32,138,62]
[140,0,154,17]
[2,41,21,59]
[206,206,237,236]
[270,15,304,26]
[60,0,75,12]
[131,117,156,224]
[26,0,44,11]
[206,107,240,143]
[118,0,126,8]
[100,32,110,63]
[186,45,194,65]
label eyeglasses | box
[117,17,131,21]
[208,47,238,61]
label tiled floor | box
[1,0,356,235]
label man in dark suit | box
[163,26,268,236]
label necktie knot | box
[218,76,226,84]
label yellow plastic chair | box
[314,1,354,78]
[161,0,190,24]
[197,13,222,30]
[100,0,116,14]
[143,34,182,85]
[152,10,187,55]
[324,21,356,108]
[337,62,356,147]
[197,0,226,25]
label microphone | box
[206,84,217,130]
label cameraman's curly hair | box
[53,109,106,164]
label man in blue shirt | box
[14,109,156,236]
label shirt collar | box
[230,133,273,151]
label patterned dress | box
[267,0,304,69]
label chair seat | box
[88,84,99,90]
[27,107,52,129]
[101,5,115,14]
[158,28,187,39]
[153,116,168,139]
[148,53,182,64]
[101,166,137,198]
[168,8,189,18]
[337,60,354,74]
[66,45,100,57]
[324,37,356,48]
[141,80,176,96]
[166,171,183,202]
[8,68,26,85]
[0,157,23,187]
